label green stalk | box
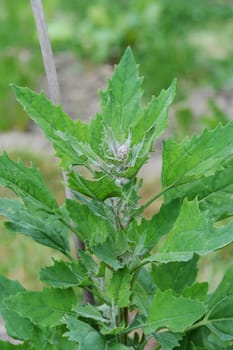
[185,318,208,332]
[111,196,131,345]
[123,307,129,345]
[141,185,173,211]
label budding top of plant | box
[115,136,131,161]
[104,126,131,163]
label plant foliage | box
[1,48,233,349]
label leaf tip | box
[10,83,26,97]
[120,46,136,65]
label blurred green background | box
[1,0,233,131]
[0,0,233,289]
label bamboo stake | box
[30,0,94,304]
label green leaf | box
[66,199,113,246]
[198,158,233,221]
[68,260,91,285]
[162,121,233,201]
[126,79,176,177]
[0,276,34,340]
[100,47,143,142]
[28,326,54,350]
[30,326,78,350]
[54,337,79,350]
[106,268,131,307]
[163,158,233,221]
[73,304,108,323]
[0,152,58,211]
[55,130,100,169]
[72,192,109,220]
[154,331,183,350]
[49,326,79,350]
[205,332,233,350]
[178,327,233,350]
[0,341,31,349]
[68,170,123,201]
[78,250,99,276]
[39,260,87,288]
[89,113,104,157]
[108,344,131,350]
[131,268,155,316]
[0,198,70,254]
[132,79,176,145]
[5,288,76,328]
[12,85,91,169]
[105,79,176,179]
[64,317,106,350]
[152,256,198,294]
[100,324,125,336]
[144,199,233,263]
[92,237,122,270]
[183,282,209,302]
[145,289,206,334]
[126,199,181,255]
[207,265,233,341]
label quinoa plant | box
[1,48,233,349]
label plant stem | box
[138,335,152,350]
[123,307,128,345]
[185,318,208,332]
[65,251,75,261]
[30,0,94,304]
[130,269,140,294]
[141,185,173,211]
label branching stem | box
[141,185,173,211]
